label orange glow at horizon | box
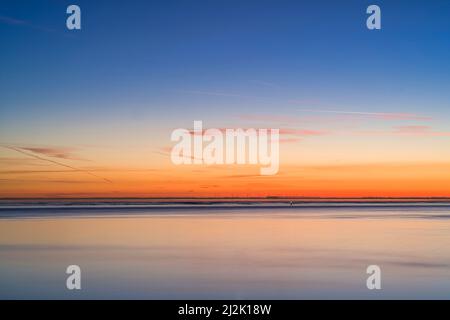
[2,116,450,199]
[1,160,450,198]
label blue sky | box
[1,0,450,197]
[0,0,449,146]
[1,0,450,125]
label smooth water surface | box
[1,204,450,299]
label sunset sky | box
[1,0,450,198]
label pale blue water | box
[0,203,450,299]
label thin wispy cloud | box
[155,147,205,162]
[184,127,326,139]
[393,126,450,136]
[0,157,45,165]
[279,129,328,136]
[19,147,85,161]
[237,114,302,124]
[356,125,450,137]
[0,145,113,184]
[0,15,27,25]
[0,170,78,175]
[0,168,159,175]
[279,138,301,144]
[299,109,431,120]
[0,14,53,33]
[0,178,94,184]
[0,14,71,36]
[237,112,390,127]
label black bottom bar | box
[1,300,447,319]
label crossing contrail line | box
[1,145,113,184]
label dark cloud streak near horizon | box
[0,145,113,184]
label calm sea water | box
[1,203,450,299]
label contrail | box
[1,145,113,184]
[298,109,392,116]
[298,109,429,119]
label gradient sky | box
[1,0,450,198]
